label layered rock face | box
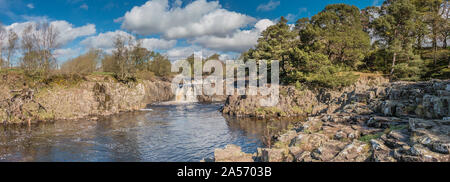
[0,79,174,124]
[222,75,389,118]
[217,77,450,162]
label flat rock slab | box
[214,145,254,162]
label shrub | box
[61,49,100,75]
[148,54,172,77]
[286,49,359,88]
[391,56,425,81]
[136,70,155,81]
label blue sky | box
[0,0,383,63]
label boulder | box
[214,145,254,162]
[332,141,371,162]
[293,133,328,152]
[310,140,348,161]
[258,148,288,162]
[370,139,396,162]
[277,130,298,146]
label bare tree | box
[21,25,34,71]
[0,23,6,69]
[6,29,18,69]
[440,1,449,49]
[20,22,60,73]
[35,22,60,72]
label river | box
[0,103,298,162]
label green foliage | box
[148,54,172,77]
[359,132,383,143]
[244,17,297,77]
[294,81,305,91]
[243,7,367,89]
[285,49,359,88]
[100,36,173,81]
[305,4,371,69]
[372,0,418,75]
[256,107,287,117]
[46,74,84,87]
[391,56,425,81]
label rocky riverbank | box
[0,75,174,124]
[214,76,449,162]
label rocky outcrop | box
[217,77,450,162]
[0,79,174,124]
[222,74,389,118]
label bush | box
[101,54,119,73]
[41,73,85,87]
[149,54,172,77]
[61,49,100,75]
[392,56,425,81]
[136,70,155,81]
[286,49,359,88]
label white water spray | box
[175,84,198,103]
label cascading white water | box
[175,84,198,103]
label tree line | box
[0,22,60,74]
[0,0,448,87]
[243,0,449,88]
[62,35,173,82]
[0,23,173,82]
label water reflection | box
[0,103,302,162]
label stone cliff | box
[0,78,174,124]
[215,76,449,162]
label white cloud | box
[142,38,177,50]
[80,3,89,10]
[3,20,96,46]
[54,48,81,60]
[120,0,256,39]
[257,0,280,12]
[165,46,216,61]
[81,30,132,50]
[192,19,275,52]
[27,3,34,9]
[50,21,96,45]
[113,17,124,23]
[81,30,176,53]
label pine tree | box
[305,4,371,69]
[373,0,418,76]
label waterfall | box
[175,84,198,103]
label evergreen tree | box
[305,4,371,69]
[373,0,418,76]
[246,17,297,79]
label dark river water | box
[0,103,297,162]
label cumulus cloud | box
[191,19,275,52]
[81,30,176,53]
[50,21,96,45]
[257,0,280,12]
[142,38,177,50]
[120,0,256,39]
[81,30,130,49]
[27,3,34,9]
[165,46,217,61]
[3,20,96,46]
